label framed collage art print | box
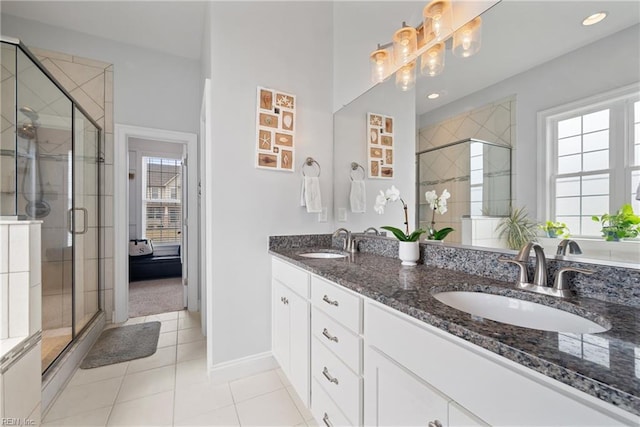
[367,112,394,179]
[255,86,296,171]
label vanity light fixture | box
[420,42,445,76]
[393,23,418,66]
[396,61,417,91]
[582,12,607,26]
[423,0,453,42]
[369,0,484,90]
[453,16,482,58]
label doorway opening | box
[114,125,199,324]
[128,147,185,317]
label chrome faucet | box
[363,227,380,235]
[499,242,593,298]
[556,239,582,255]
[333,228,355,252]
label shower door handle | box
[67,207,89,235]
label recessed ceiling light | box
[582,12,607,26]
[427,93,440,99]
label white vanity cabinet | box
[365,301,636,426]
[365,346,486,427]
[310,276,363,426]
[271,258,310,406]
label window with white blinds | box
[544,89,639,237]
[142,157,182,243]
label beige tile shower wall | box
[29,47,115,323]
[418,97,516,244]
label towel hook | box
[350,162,365,181]
[302,157,321,177]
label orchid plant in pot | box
[374,185,426,266]
[424,189,454,241]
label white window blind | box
[142,157,182,243]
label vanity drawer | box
[311,378,352,427]
[272,257,309,298]
[311,276,362,332]
[312,307,362,373]
[312,336,361,425]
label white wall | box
[418,25,640,220]
[333,78,416,232]
[206,2,334,365]
[1,14,201,134]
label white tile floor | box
[42,310,317,427]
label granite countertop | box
[269,247,640,416]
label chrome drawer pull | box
[322,295,339,306]
[322,413,333,427]
[428,420,443,427]
[322,367,339,385]
[322,328,339,343]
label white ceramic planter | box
[398,241,419,266]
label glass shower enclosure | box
[417,138,511,245]
[1,38,101,373]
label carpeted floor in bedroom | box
[129,277,184,318]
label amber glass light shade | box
[453,17,482,58]
[420,42,445,77]
[370,48,391,83]
[423,0,453,42]
[395,61,416,91]
[393,26,418,66]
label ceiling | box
[0,1,207,60]
[1,0,638,108]
[415,0,640,115]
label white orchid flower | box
[374,191,387,214]
[437,205,447,215]
[386,185,401,202]
[424,190,437,206]
[440,189,451,201]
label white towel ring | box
[350,162,365,181]
[302,157,321,177]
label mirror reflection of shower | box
[17,106,51,218]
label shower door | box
[5,40,102,373]
[73,108,99,333]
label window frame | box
[538,84,639,237]
[140,155,183,244]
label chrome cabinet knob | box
[428,420,443,427]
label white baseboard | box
[208,351,278,384]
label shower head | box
[17,123,36,140]
[19,106,39,122]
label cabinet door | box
[288,290,310,407]
[365,347,448,427]
[272,280,290,372]
[448,401,489,427]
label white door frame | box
[114,124,198,323]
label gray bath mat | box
[80,322,161,369]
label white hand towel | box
[300,176,322,213]
[350,179,366,213]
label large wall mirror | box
[333,1,640,267]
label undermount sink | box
[298,252,348,259]
[433,291,609,334]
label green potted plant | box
[539,220,569,238]
[591,203,640,241]
[496,206,538,250]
